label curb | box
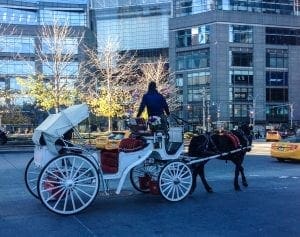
[0,145,34,154]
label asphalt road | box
[0,147,299,237]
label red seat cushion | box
[119,138,146,152]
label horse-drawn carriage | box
[24,104,251,215]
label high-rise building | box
[90,0,172,62]
[169,0,300,130]
[0,0,93,124]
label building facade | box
[90,0,172,62]
[0,0,93,125]
[170,0,300,131]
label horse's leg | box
[239,154,248,187]
[198,161,213,193]
[189,165,198,194]
[232,158,241,191]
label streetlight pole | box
[248,95,256,127]
[201,87,206,132]
[290,103,294,129]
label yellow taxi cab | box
[271,136,300,162]
[266,130,281,142]
[95,130,131,150]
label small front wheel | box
[130,162,160,193]
[38,154,100,215]
[158,161,192,202]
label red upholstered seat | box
[100,149,119,173]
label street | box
[0,146,300,237]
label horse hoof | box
[206,188,213,193]
[235,186,241,191]
[242,182,248,187]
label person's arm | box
[137,95,146,117]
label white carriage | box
[24,104,193,215]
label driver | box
[136,81,170,131]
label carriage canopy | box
[32,104,89,153]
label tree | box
[78,37,138,131]
[18,18,83,113]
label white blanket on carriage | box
[32,104,89,154]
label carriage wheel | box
[158,161,192,202]
[130,163,159,193]
[38,154,99,215]
[24,157,41,199]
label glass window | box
[0,36,35,54]
[176,29,191,47]
[42,62,79,77]
[266,88,288,102]
[266,27,300,46]
[230,51,253,67]
[266,104,289,122]
[229,25,253,43]
[0,7,37,25]
[266,49,288,68]
[266,71,288,86]
[42,37,79,54]
[40,10,87,27]
[187,71,210,85]
[230,70,253,85]
[232,87,253,102]
[176,74,184,87]
[232,104,249,118]
[0,60,35,75]
[176,49,209,70]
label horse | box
[188,128,251,193]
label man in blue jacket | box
[137,81,170,118]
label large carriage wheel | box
[38,154,99,215]
[24,157,41,199]
[130,162,159,193]
[158,161,192,202]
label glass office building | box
[0,0,92,109]
[90,0,172,62]
[170,0,300,130]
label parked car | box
[266,130,281,142]
[95,130,131,150]
[271,136,300,162]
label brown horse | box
[189,128,250,193]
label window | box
[40,10,87,27]
[0,7,37,25]
[0,36,35,53]
[0,60,35,75]
[266,104,289,122]
[231,87,253,102]
[231,104,249,118]
[176,25,210,48]
[187,71,210,85]
[42,37,79,54]
[176,74,183,87]
[229,25,253,43]
[266,88,288,102]
[266,27,300,46]
[176,49,209,70]
[230,70,253,85]
[266,49,288,68]
[230,50,253,67]
[42,62,79,77]
[266,71,288,86]
[176,29,191,47]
